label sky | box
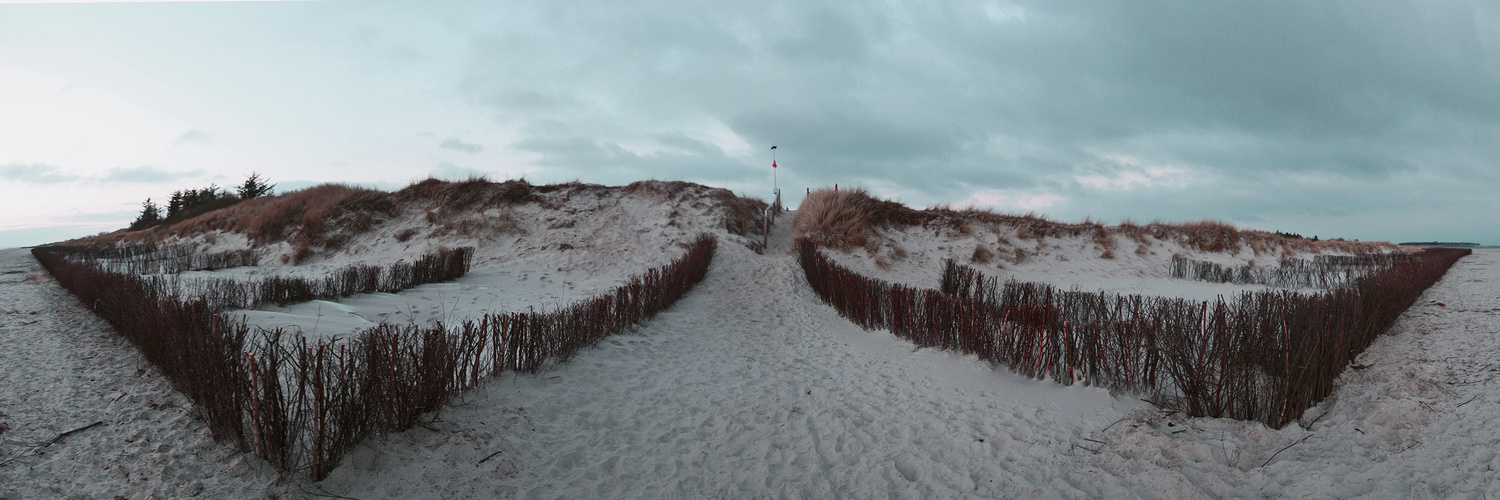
[2,0,1497,247]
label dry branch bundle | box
[32,233,717,481]
[798,237,1468,428]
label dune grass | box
[791,187,910,251]
[65,178,769,260]
[793,186,1406,258]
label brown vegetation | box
[971,245,994,264]
[793,186,1406,257]
[799,237,1469,428]
[33,234,718,481]
[62,178,770,258]
[64,183,396,263]
[396,177,537,210]
[791,187,910,251]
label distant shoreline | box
[1400,241,1483,247]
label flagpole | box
[772,145,777,193]
[771,145,779,213]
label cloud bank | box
[446,0,1500,242]
[1,163,78,184]
[2,0,1496,246]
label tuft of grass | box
[792,187,907,251]
[1174,220,1241,253]
[217,184,397,263]
[1093,231,1116,251]
[856,200,1410,260]
[971,245,994,264]
[396,177,536,211]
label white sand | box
[3,196,1495,498]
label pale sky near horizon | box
[2,1,1497,247]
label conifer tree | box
[167,190,184,220]
[238,172,274,199]
[130,198,163,230]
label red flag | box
[773,160,777,168]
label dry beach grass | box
[793,186,1409,260]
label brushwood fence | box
[1169,253,1413,289]
[105,247,473,310]
[797,238,1468,428]
[31,248,252,444]
[46,243,259,275]
[32,234,716,480]
[234,248,474,308]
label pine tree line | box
[130,173,275,231]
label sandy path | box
[316,220,1139,498]
[317,239,1500,499]
[0,248,280,499]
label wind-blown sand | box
[2,210,1496,497]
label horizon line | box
[0,0,335,4]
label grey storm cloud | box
[1,163,79,183]
[2,163,205,187]
[174,128,213,146]
[99,166,205,183]
[515,133,763,185]
[440,138,484,153]
[443,0,1500,242]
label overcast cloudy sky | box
[2,0,1497,247]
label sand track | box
[3,240,1497,498]
[0,248,279,499]
[314,220,1135,498]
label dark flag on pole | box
[771,145,780,214]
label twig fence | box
[32,234,716,479]
[202,247,475,309]
[44,245,474,310]
[1169,253,1412,289]
[45,243,259,275]
[798,238,1468,428]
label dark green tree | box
[167,190,184,219]
[164,183,232,221]
[129,198,163,231]
[237,172,274,199]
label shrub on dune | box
[792,187,905,252]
